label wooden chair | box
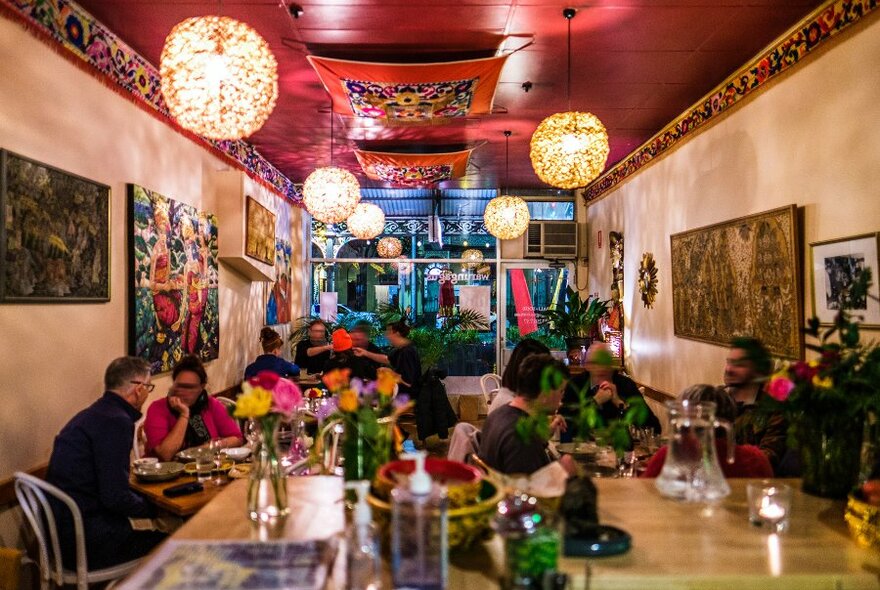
[14,472,141,590]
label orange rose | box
[322,368,352,392]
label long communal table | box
[128,476,880,589]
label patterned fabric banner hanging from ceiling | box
[354,148,473,186]
[307,55,508,122]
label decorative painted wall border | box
[583,0,878,204]
[0,0,302,205]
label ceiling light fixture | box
[529,8,609,189]
[484,130,530,240]
[377,237,403,259]
[303,107,361,223]
[347,203,385,239]
[461,248,484,269]
[160,15,278,140]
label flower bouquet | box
[320,367,412,482]
[234,370,303,520]
[766,271,880,498]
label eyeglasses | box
[131,381,156,393]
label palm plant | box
[540,286,611,347]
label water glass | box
[747,481,792,533]
[195,450,213,483]
[210,439,225,485]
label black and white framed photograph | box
[810,232,879,326]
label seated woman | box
[245,327,300,379]
[144,355,243,461]
[640,384,773,478]
[479,354,576,477]
[487,338,550,414]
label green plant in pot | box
[540,287,611,350]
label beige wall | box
[0,16,304,480]
[585,15,880,396]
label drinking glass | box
[209,439,225,486]
[244,419,261,449]
[194,449,213,483]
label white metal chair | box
[14,472,141,590]
[131,419,146,461]
[479,373,501,405]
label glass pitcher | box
[655,400,735,502]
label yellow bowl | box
[845,492,880,550]
[367,478,504,551]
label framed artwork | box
[810,233,879,327]
[670,205,801,359]
[266,238,292,326]
[245,196,275,265]
[0,150,110,302]
[128,184,219,373]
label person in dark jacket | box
[294,319,332,374]
[322,328,379,381]
[46,357,166,569]
[245,326,300,379]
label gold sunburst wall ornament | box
[638,252,658,309]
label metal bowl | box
[133,461,185,483]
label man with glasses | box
[294,319,332,374]
[46,356,167,569]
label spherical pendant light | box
[377,237,403,259]
[461,248,484,269]
[530,111,609,189]
[483,196,530,240]
[346,203,385,240]
[302,167,361,223]
[160,16,278,140]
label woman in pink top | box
[144,355,242,461]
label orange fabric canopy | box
[354,148,473,186]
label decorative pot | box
[798,417,863,499]
[247,416,290,521]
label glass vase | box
[342,416,395,482]
[247,416,290,521]
[799,416,863,499]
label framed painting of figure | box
[245,196,275,265]
[670,205,802,359]
[810,233,879,327]
[0,150,110,302]
[266,238,292,326]
[128,184,219,373]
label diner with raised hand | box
[245,326,300,379]
[294,318,333,374]
[144,354,243,461]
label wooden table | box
[127,477,880,589]
[130,473,230,517]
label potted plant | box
[540,287,611,350]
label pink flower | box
[767,375,795,402]
[251,370,280,391]
[271,377,303,417]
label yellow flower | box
[339,388,359,413]
[808,360,820,368]
[812,375,833,389]
[376,367,402,396]
[234,386,272,418]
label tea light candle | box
[759,496,787,529]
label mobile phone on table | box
[163,482,204,497]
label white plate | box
[223,446,251,461]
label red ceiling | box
[73,0,827,191]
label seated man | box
[349,322,383,381]
[479,354,576,477]
[724,336,790,474]
[46,357,166,569]
[562,342,662,436]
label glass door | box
[497,262,574,376]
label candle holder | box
[747,481,792,533]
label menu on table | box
[119,538,337,590]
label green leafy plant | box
[540,287,611,341]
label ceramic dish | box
[176,447,212,461]
[228,464,252,479]
[133,462,185,483]
[183,460,234,475]
[223,446,251,461]
[375,458,482,508]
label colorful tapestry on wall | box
[306,55,508,121]
[129,184,219,373]
[354,148,473,186]
[266,238,292,326]
[0,150,110,302]
[670,205,801,359]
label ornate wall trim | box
[0,0,302,204]
[583,0,878,204]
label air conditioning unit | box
[524,221,578,259]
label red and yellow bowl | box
[375,458,482,508]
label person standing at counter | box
[46,356,165,569]
[294,319,332,374]
[245,326,300,379]
[144,355,242,461]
